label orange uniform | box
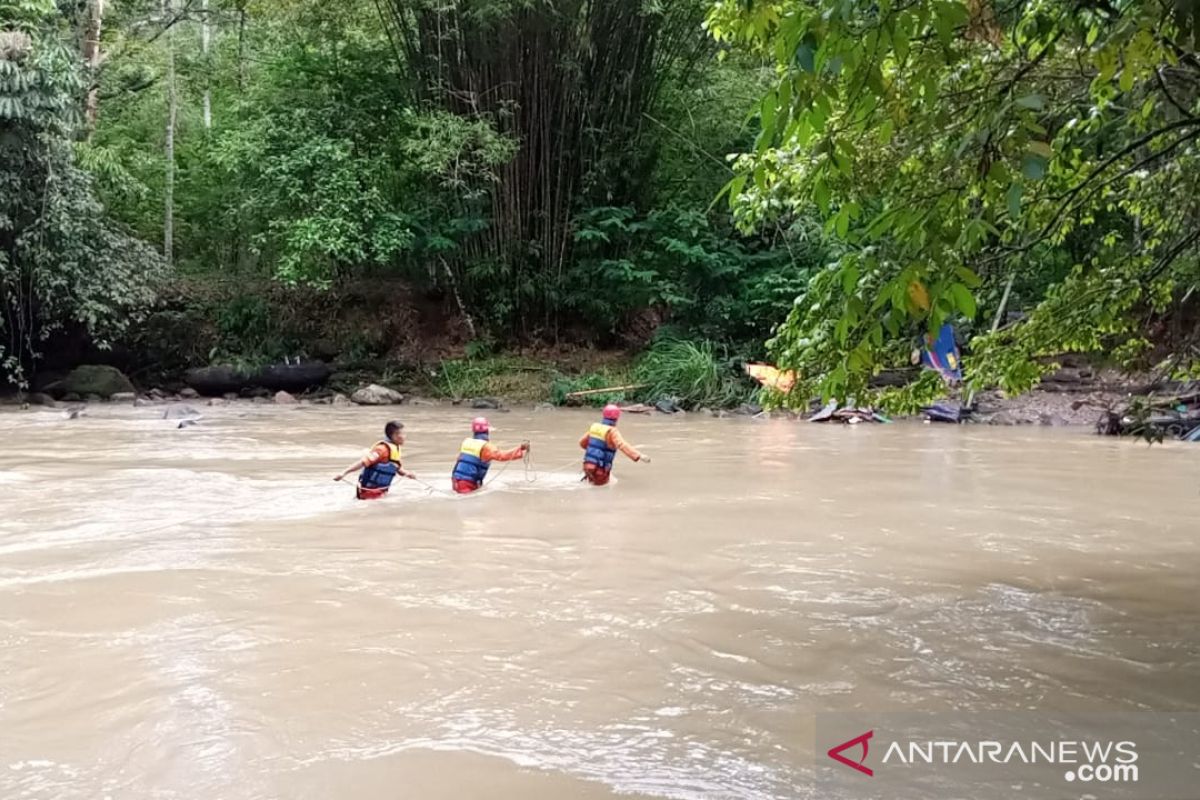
[579,426,642,486]
[451,441,526,494]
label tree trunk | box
[201,0,212,129]
[163,0,177,266]
[82,0,105,129]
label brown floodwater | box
[1,403,1198,799]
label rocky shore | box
[1,359,1168,432]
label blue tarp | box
[921,322,962,382]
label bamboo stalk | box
[565,384,649,398]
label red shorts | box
[356,485,389,501]
[583,465,611,486]
[453,479,480,495]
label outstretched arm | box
[607,428,645,462]
[482,442,529,463]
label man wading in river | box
[580,404,650,486]
[450,417,530,494]
[333,420,416,500]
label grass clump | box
[632,339,751,409]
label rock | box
[618,403,655,414]
[331,393,351,406]
[533,402,556,412]
[470,397,502,409]
[255,362,332,393]
[241,386,270,399]
[222,392,239,401]
[179,388,199,399]
[61,392,81,403]
[28,392,58,407]
[111,392,136,403]
[184,362,331,398]
[274,390,299,405]
[733,402,763,416]
[177,419,199,429]
[163,405,201,420]
[65,405,87,420]
[44,365,135,399]
[84,394,102,403]
[351,384,405,405]
[654,398,682,414]
[134,397,153,407]
[408,397,437,406]
[148,388,167,400]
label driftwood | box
[564,384,648,398]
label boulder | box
[274,390,299,405]
[470,397,502,409]
[352,384,404,405]
[184,362,331,397]
[180,388,199,399]
[45,365,134,399]
[177,419,200,429]
[28,392,58,407]
[256,362,332,393]
[654,398,682,414]
[734,402,764,416]
[111,392,136,403]
[331,393,352,406]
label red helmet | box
[472,417,490,433]
[602,404,621,421]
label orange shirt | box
[578,427,642,462]
[362,444,394,468]
[481,442,525,463]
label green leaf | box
[1021,153,1048,180]
[1027,141,1053,159]
[950,283,977,319]
[954,266,982,288]
[842,265,860,294]
[1006,181,1022,219]
[1119,67,1135,92]
[814,178,831,216]
[835,206,850,237]
[1016,94,1045,111]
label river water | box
[1,404,1198,799]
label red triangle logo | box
[827,730,874,776]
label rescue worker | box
[450,417,530,495]
[579,404,649,486]
[333,420,416,500]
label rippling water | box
[1,404,1198,799]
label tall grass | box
[633,339,751,409]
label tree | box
[0,0,165,387]
[708,0,1200,410]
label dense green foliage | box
[75,0,818,365]
[1,0,164,387]
[9,0,1196,408]
[709,0,1200,408]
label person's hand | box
[333,474,344,482]
[521,441,531,454]
[640,455,652,464]
[405,471,417,480]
